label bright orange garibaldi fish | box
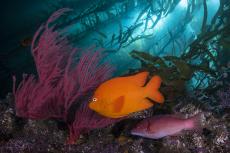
[88,72,165,118]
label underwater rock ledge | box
[0,91,230,153]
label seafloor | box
[0,86,229,153]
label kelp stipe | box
[13,8,120,144]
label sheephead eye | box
[92,98,98,102]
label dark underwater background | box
[0,0,229,153]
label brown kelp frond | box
[129,46,218,102]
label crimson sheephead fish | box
[131,113,203,139]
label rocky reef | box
[0,85,229,153]
[1,1,230,152]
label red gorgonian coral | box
[13,8,120,144]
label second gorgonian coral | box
[13,8,120,144]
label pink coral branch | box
[31,8,73,84]
[67,102,121,144]
[62,50,113,117]
[14,74,63,119]
[13,8,120,143]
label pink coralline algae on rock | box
[13,8,120,144]
[217,86,230,108]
